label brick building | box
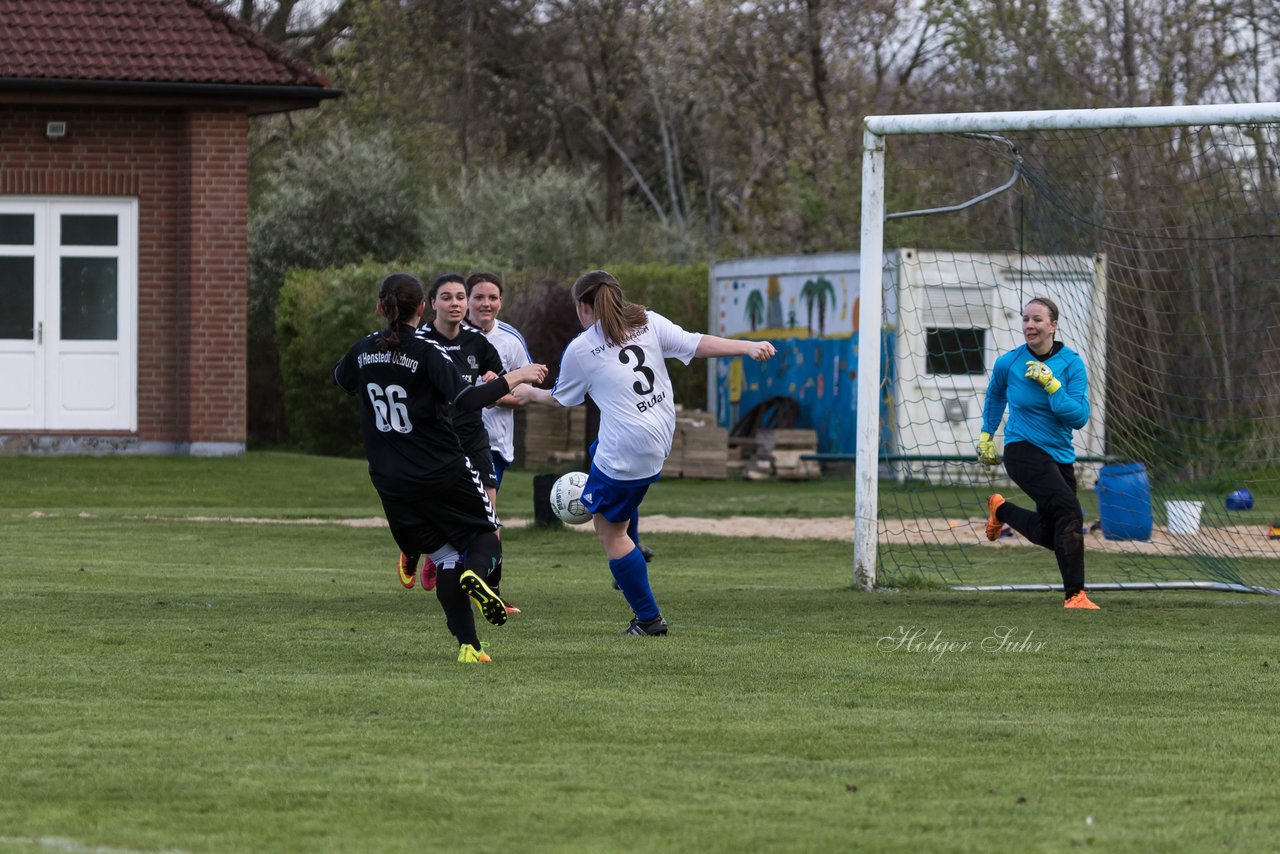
[0,0,336,455]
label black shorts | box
[467,447,497,490]
[376,456,498,557]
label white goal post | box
[854,102,1280,589]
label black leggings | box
[998,441,1086,598]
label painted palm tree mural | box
[800,276,838,336]
[766,275,784,328]
[744,288,765,331]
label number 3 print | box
[619,345,656,395]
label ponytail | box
[572,270,647,347]
[376,272,425,351]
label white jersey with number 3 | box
[552,310,701,480]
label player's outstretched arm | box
[454,363,547,413]
[479,370,523,409]
[694,335,777,362]
[504,363,547,390]
[515,385,563,407]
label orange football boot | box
[1064,591,1101,610]
[985,494,1006,542]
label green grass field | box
[2,454,1278,852]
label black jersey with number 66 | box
[333,323,510,491]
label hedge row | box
[277,261,711,457]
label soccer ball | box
[550,471,592,525]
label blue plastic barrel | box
[1096,462,1153,541]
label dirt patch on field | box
[120,512,1279,559]
[606,515,1280,558]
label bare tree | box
[219,0,356,62]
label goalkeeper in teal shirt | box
[977,296,1099,610]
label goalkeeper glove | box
[1024,360,1061,394]
[976,431,1000,466]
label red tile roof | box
[0,0,331,89]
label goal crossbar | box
[864,102,1280,136]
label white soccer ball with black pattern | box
[550,471,592,525]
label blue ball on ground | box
[1225,488,1254,511]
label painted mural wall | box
[710,253,881,455]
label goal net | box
[855,104,1280,594]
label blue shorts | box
[491,451,511,488]
[581,463,659,524]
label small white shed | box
[708,248,1107,481]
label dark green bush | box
[277,260,711,457]
[248,127,429,443]
[276,263,390,457]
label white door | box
[0,198,137,432]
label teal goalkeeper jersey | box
[982,341,1090,464]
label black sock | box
[488,555,503,595]
[464,531,503,592]
[434,562,479,648]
